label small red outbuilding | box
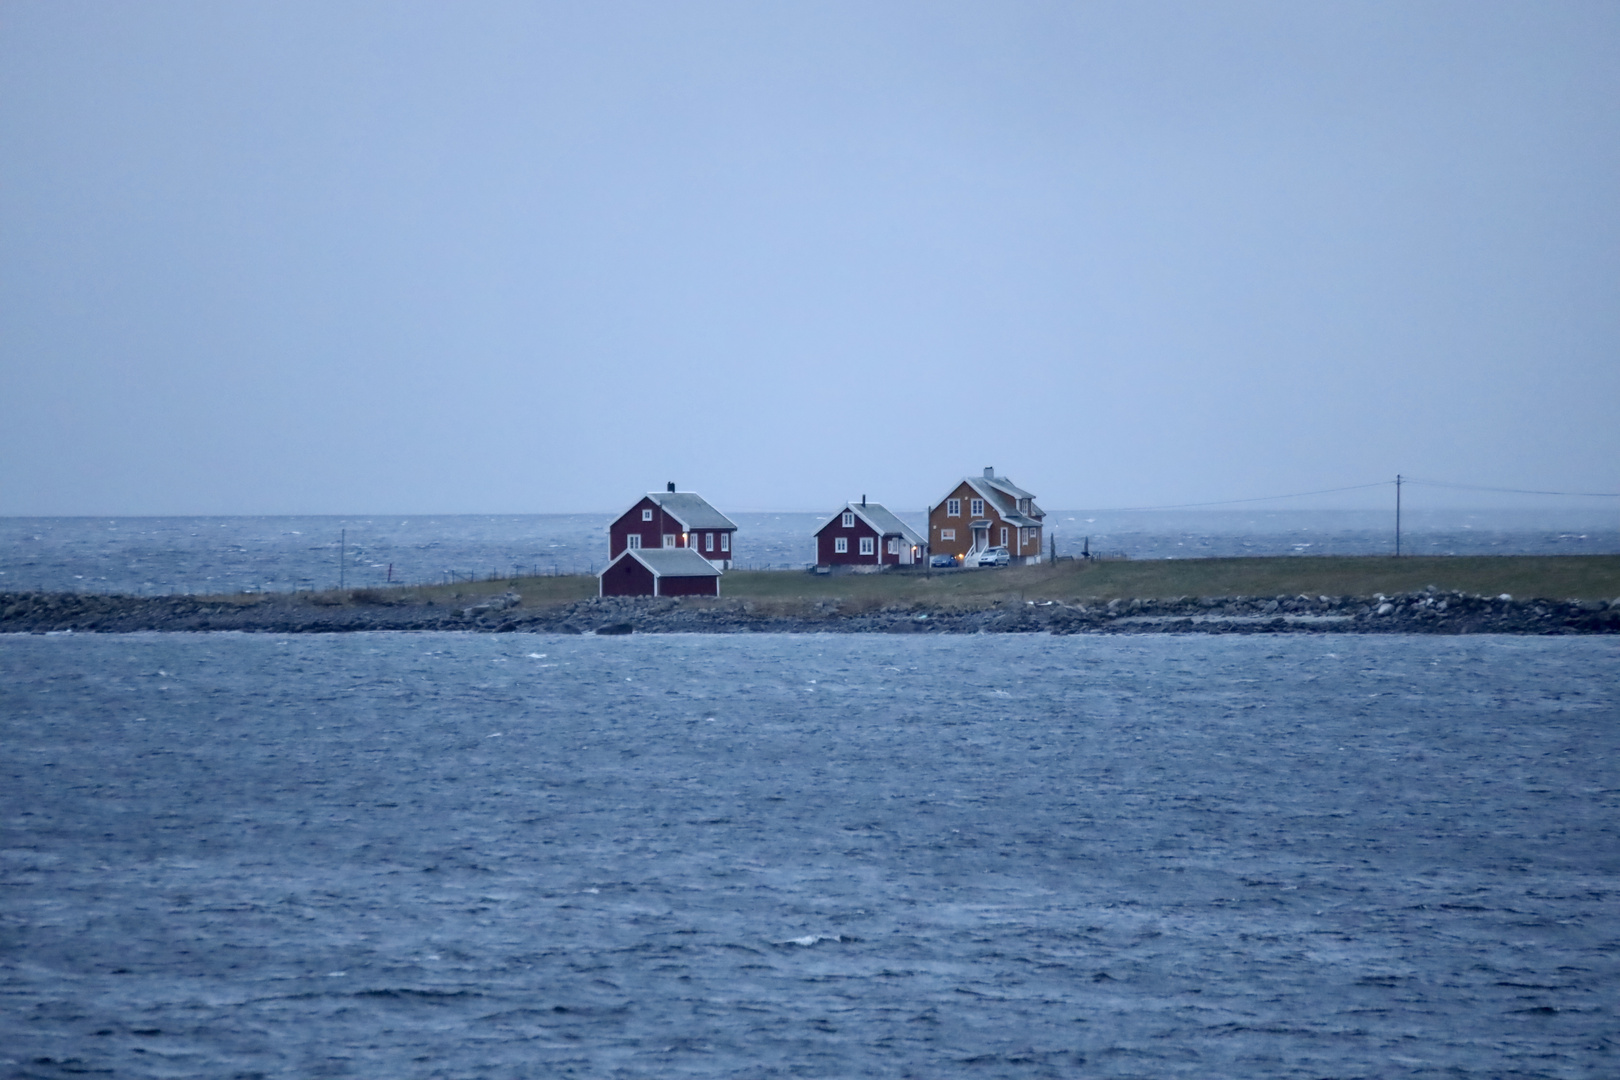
[598,546,723,598]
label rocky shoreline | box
[3,589,1617,635]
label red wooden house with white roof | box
[813,497,926,568]
[608,483,738,569]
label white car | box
[974,546,1011,567]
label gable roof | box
[980,474,1035,501]
[815,502,925,547]
[647,491,737,531]
[603,546,723,579]
[948,473,1045,528]
[851,503,925,546]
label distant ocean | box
[2,508,1616,596]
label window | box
[970,499,984,516]
[641,509,653,522]
[626,534,641,549]
[946,499,960,516]
[941,528,955,541]
[705,532,714,552]
[887,537,899,554]
[720,533,729,553]
[842,512,855,527]
[1000,526,1008,546]
[834,537,848,554]
[663,534,676,548]
[859,537,874,555]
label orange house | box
[927,467,1045,565]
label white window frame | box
[887,537,899,554]
[941,528,955,541]
[663,534,676,548]
[834,537,848,554]
[970,498,984,516]
[720,533,729,553]
[842,512,855,527]
[859,536,874,556]
[626,534,641,549]
[705,532,714,552]
[1000,526,1008,546]
[641,508,653,521]
[946,498,960,516]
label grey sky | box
[2,1,1616,515]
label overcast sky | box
[2,1,1616,516]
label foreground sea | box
[3,632,1616,1078]
[3,508,1618,595]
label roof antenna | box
[667,481,676,492]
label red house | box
[609,484,738,569]
[599,546,723,597]
[814,498,926,568]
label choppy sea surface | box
[2,508,1617,595]
[3,632,1616,1078]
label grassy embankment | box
[284,554,1620,612]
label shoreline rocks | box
[3,589,1617,636]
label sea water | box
[2,508,1617,596]
[2,632,1616,1078]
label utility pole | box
[1394,475,1402,557]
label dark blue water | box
[2,508,1616,595]
[3,633,1616,1078]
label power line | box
[1095,482,1391,513]
[1404,478,1619,498]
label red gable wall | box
[610,497,682,559]
[815,512,880,566]
[600,553,656,597]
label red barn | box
[598,547,723,597]
[608,484,738,569]
[814,499,926,568]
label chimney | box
[861,494,866,506]
[667,481,676,492]
[983,466,994,479]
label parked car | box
[928,553,959,568]
[974,546,1011,567]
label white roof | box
[961,475,1044,526]
[647,492,737,531]
[816,502,925,547]
[603,546,723,578]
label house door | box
[972,526,989,552]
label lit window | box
[859,537,874,555]
[842,512,854,527]
[834,537,848,554]
[663,534,676,548]
[970,499,984,516]
[705,532,714,552]
[946,499,960,516]
[941,528,955,541]
[642,509,653,522]
[720,533,729,552]
[626,534,641,549]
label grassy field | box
[327,554,1620,610]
